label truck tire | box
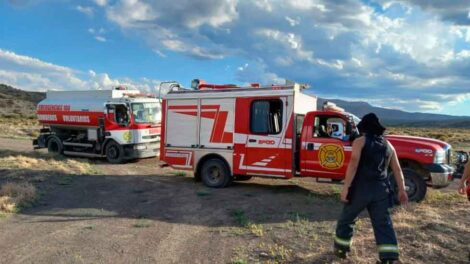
[201,158,232,188]
[392,168,427,203]
[47,136,63,155]
[105,141,125,164]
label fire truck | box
[159,81,455,202]
[33,88,161,163]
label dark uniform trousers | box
[334,181,399,261]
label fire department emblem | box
[319,144,344,169]
[123,131,132,142]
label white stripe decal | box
[239,154,286,172]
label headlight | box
[134,145,147,150]
[433,149,446,164]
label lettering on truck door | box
[301,115,352,179]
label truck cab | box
[296,108,454,201]
[34,88,161,163]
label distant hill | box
[318,98,470,128]
[0,83,469,128]
[0,84,45,118]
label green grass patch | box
[172,171,187,177]
[133,219,153,228]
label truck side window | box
[313,116,349,141]
[250,100,283,134]
[115,105,129,125]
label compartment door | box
[199,98,235,149]
[166,99,199,148]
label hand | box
[458,181,466,195]
[398,190,408,205]
[340,186,349,203]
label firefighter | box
[458,156,470,197]
[457,159,470,262]
[334,113,408,264]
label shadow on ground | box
[2,172,344,228]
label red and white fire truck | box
[159,81,455,202]
[33,88,161,163]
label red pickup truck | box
[160,82,454,202]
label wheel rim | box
[405,177,417,199]
[108,145,119,160]
[49,141,59,152]
[207,165,222,184]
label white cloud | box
[0,49,160,93]
[7,0,470,113]
[94,36,107,42]
[87,0,470,112]
[76,5,94,16]
[94,0,107,7]
[88,27,108,43]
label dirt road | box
[1,138,469,264]
[0,138,341,264]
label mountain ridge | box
[1,83,469,128]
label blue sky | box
[1,0,470,115]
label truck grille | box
[447,148,453,165]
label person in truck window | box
[333,113,408,264]
[116,107,128,125]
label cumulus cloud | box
[382,0,470,25]
[82,0,470,112]
[0,49,160,93]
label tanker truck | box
[33,87,161,163]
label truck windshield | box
[131,102,160,124]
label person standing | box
[334,113,408,264]
[457,158,470,262]
[458,156,470,198]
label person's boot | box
[334,248,347,259]
[376,259,400,264]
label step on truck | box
[33,87,161,163]
[160,80,455,202]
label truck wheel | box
[47,136,63,155]
[395,168,427,203]
[105,141,125,164]
[201,159,232,188]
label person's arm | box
[340,136,365,203]
[388,142,408,205]
[458,161,470,195]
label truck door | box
[300,114,352,179]
[242,96,291,177]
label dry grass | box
[0,117,41,139]
[0,182,37,213]
[0,150,96,176]
[0,150,97,215]
[229,183,470,264]
[388,127,470,150]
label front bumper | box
[124,142,159,159]
[424,163,454,188]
